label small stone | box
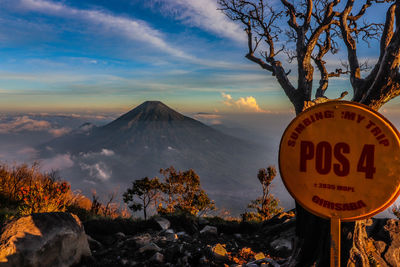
[154,217,171,230]
[199,256,208,264]
[200,225,218,236]
[166,233,178,242]
[178,255,189,265]
[271,238,292,251]
[165,229,174,234]
[234,233,242,239]
[198,217,209,225]
[131,233,152,247]
[246,264,258,267]
[212,243,228,261]
[150,252,164,263]
[254,252,266,260]
[86,234,103,251]
[139,243,161,253]
[114,232,126,239]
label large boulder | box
[0,212,91,267]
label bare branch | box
[281,0,300,30]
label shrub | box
[0,162,129,221]
[16,180,71,215]
[69,191,129,221]
[0,163,74,215]
[242,166,283,222]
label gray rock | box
[139,242,162,253]
[178,255,189,265]
[166,233,178,242]
[198,217,209,225]
[263,258,281,267]
[150,252,164,263]
[199,256,208,264]
[114,232,126,239]
[120,258,128,265]
[0,212,91,267]
[131,233,152,247]
[270,227,294,257]
[154,217,171,230]
[165,229,174,234]
[234,233,242,239]
[271,238,292,251]
[86,234,103,251]
[176,231,187,236]
[200,225,218,236]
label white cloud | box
[100,149,115,156]
[41,154,74,171]
[0,115,71,136]
[155,0,246,43]
[48,127,71,137]
[15,0,249,69]
[221,92,233,106]
[19,0,193,60]
[221,92,269,113]
[80,162,112,181]
[0,116,51,133]
[194,113,222,125]
[80,148,115,158]
[17,147,38,156]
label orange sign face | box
[279,101,400,221]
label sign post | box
[279,101,400,267]
[330,216,340,267]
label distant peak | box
[142,100,164,105]
[134,101,176,114]
[138,101,168,109]
[105,101,186,127]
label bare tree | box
[219,0,400,266]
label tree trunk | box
[287,204,355,267]
[143,199,147,220]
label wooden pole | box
[330,216,341,267]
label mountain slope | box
[43,101,254,158]
[39,101,267,212]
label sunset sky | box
[0,0,397,114]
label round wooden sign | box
[279,101,400,221]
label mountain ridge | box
[38,101,266,212]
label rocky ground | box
[3,211,400,266]
[77,213,296,267]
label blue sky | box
[0,0,397,114]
